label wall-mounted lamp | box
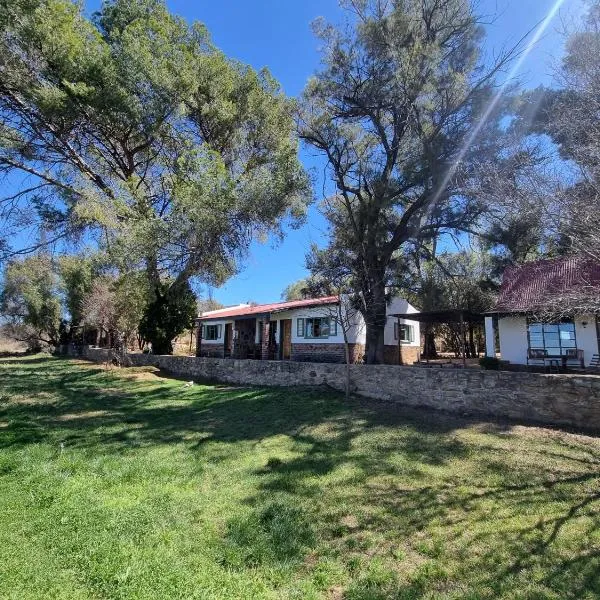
[582,321,588,328]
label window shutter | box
[218,324,222,339]
[200,325,204,339]
[409,325,414,343]
[297,318,305,337]
[394,322,398,340]
[331,318,337,336]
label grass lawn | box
[0,355,599,599]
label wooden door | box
[281,319,292,360]
[224,323,233,357]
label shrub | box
[479,356,501,370]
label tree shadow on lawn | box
[1,356,600,598]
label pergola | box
[391,309,486,368]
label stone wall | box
[79,347,600,432]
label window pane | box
[305,319,313,337]
[529,323,543,333]
[546,347,560,356]
[543,324,559,333]
[320,318,330,337]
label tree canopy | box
[0,0,310,351]
[299,0,523,362]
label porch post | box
[196,322,202,357]
[261,317,271,361]
[397,316,403,365]
[460,312,467,368]
[484,316,495,358]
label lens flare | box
[429,0,568,208]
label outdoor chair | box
[564,349,585,369]
[590,354,600,370]
[527,348,547,367]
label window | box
[203,324,221,341]
[527,321,576,356]
[297,318,305,337]
[299,317,336,339]
[394,323,415,343]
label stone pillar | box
[261,319,271,360]
[485,316,495,358]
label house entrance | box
[281,319,292,360]
[224,323,233,358]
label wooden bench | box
[527,349,585,371]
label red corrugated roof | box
[493,255,600,313]
[198,296,339,320]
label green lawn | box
[0,355,599,599]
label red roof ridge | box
[197,295,339,320]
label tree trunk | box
[422,327,438,359]
[365,323,385,364]
[362,277,387,364]
[468,324,476,358]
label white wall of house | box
[383,298,420,347]
[275,305,360,345]
[498,316,529,365]
[575,315,599,367]
[498,314,599,367]
[199,319,230,347]
[199,296,421,351]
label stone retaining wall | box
[79,347,600,432]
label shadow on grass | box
[1,355,599,598]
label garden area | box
[0,355,599,599]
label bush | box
[479,356,501,370]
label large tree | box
[299,0,521,363]
[521,2,600,264]
[0,254,62,349]
[0,0,309,353]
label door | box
[281,319,292,360]
[224,323,233,358]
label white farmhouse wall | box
[575,315,599,367]
[383,298,420,347]
[199,319,230,347]
[498,314,599,366]
[275,305,364,345]
[498,316,529,365]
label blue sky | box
[161,0,584,306]
[7,0,587,305]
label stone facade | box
[384,344,420,365]
[291,343,365,364]
[80,347,600,432]
[197,344,224,358]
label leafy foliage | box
[138,281,197,355]
[299,0,521,362]
[0,255,62,349]
[0,0,310,352]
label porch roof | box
[390,309,485,325]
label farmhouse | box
[486,255,600,368]
[196,295,420,364]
